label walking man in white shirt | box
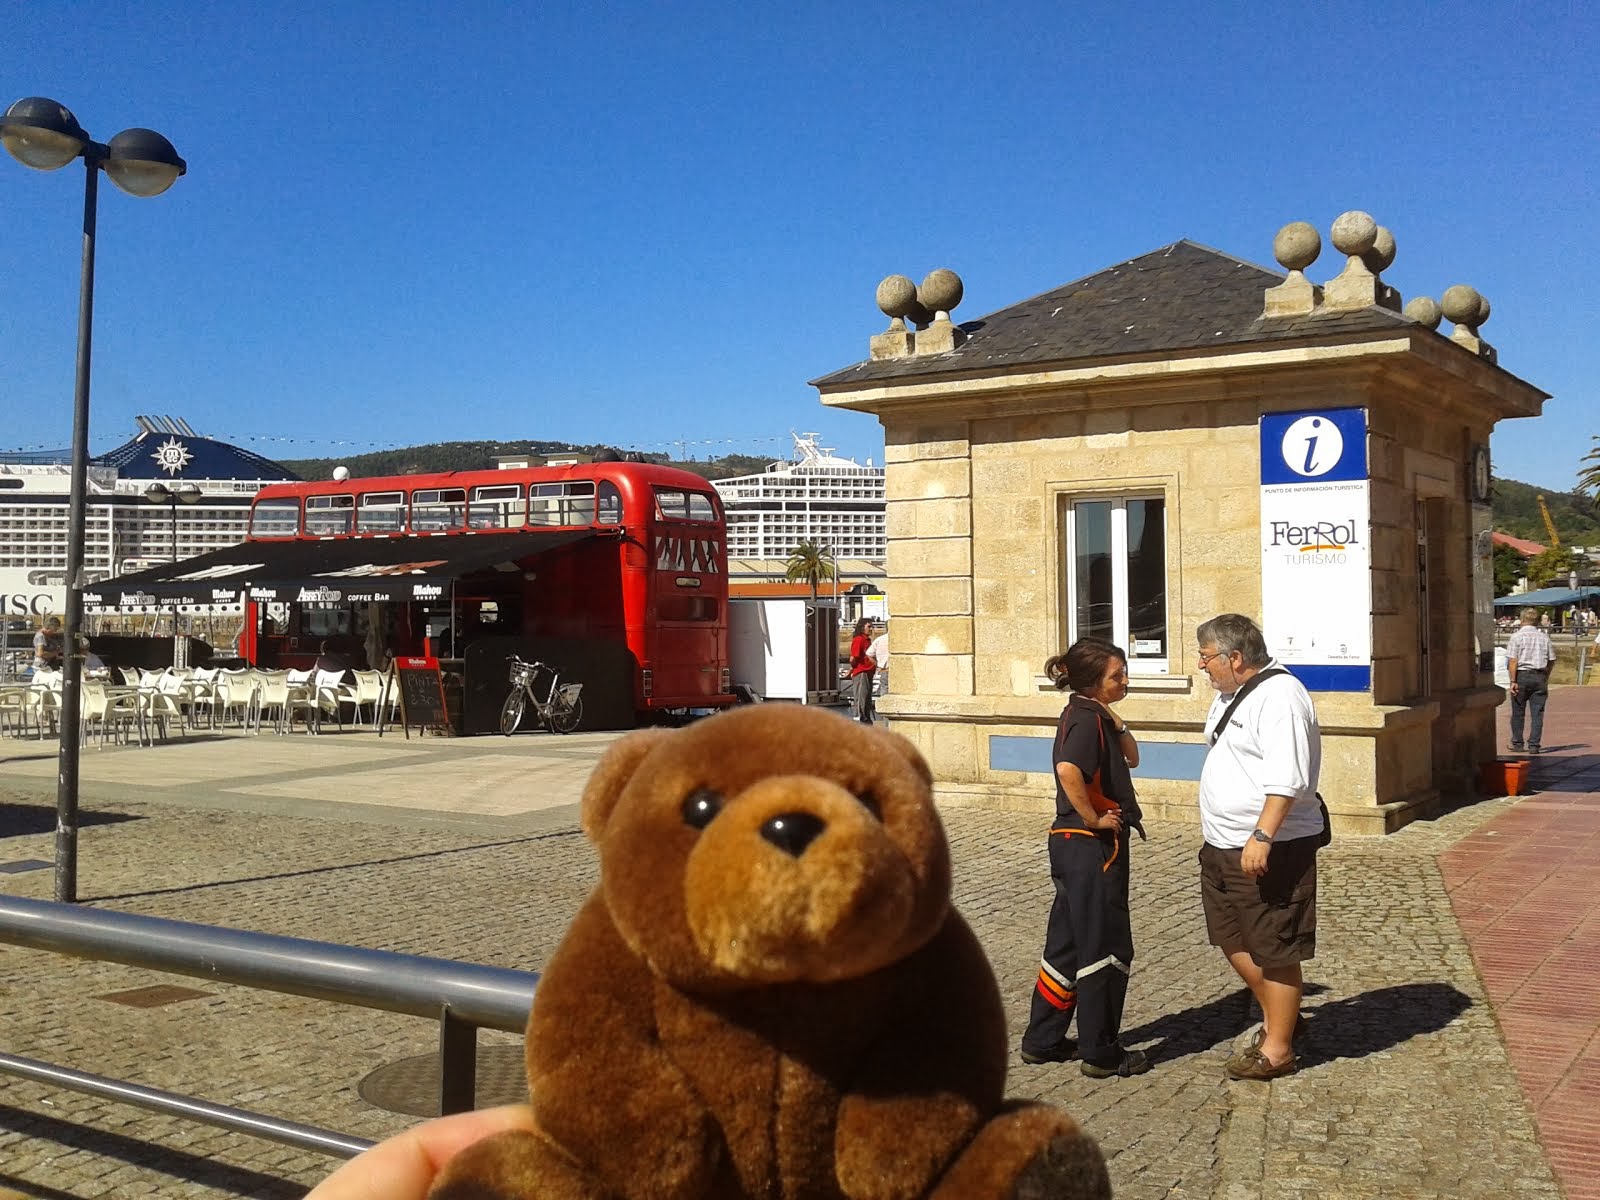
[1195,613,1326,1082]
[1505,606,1556,754]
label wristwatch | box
[1250,829,1273,844]
[1115,725,1130,736]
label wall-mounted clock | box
[1470,444,1491,503]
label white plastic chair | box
[80,679,144,747]
[215,668,257,728]
[188,666,219,728]
[0,687,30,738]
[251,671,291,734]
[351,669,388,728]
[311,669,355,731]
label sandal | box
[1225,1047,1298,1081]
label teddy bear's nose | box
[760,812,826,857]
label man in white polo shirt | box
[1504,606,1556,754]
[1195,613,1325,1082]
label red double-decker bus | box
[232,459,735,729]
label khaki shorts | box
[1199,836,1318,968]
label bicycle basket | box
[556,682,583,704]
[508,660,537,686]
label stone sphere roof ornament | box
[1330,210,1379,257]
[1441,284,1485,329]
[1360,225,1396,274]
[1402,296,1442,329]
[1272,222,1321,272]
[917,269,964,320]
[876,274,917,318]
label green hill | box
[1491,477,1600,545]
[277,442,773,483]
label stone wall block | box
[886,458,972,501]
[888,537,971,578]
[911,497,973,538]
[894,617,975,655]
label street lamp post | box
[145,481,200,656]
[2,96,186,903]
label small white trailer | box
[728,597,842,705]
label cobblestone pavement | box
[0,718,1571,1199]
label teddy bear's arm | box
[833,914,1009,1199]
[525,894,724,1200]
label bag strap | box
[1208,667,1288,745]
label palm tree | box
[784,540,835,603]
[1579,435,1600,504]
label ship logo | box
[151,437,193,476]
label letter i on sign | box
[1280,415,1344,479]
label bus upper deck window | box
[358,491,407,533]
[598,481,622,525]
[249,498,301,538]
[305,494,355,536]
[469,484,524,530]
[654,488,716,522]
[413,488,467,531]
[529,482,596,526]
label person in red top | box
[847,617,876,725]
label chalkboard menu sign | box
[384,656,450,738]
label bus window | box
[413,488,467,531]
[357,491,407,533]
[598,480,622,525]
[305,494,355,536]
[529,482,596,526]
[654,488,717,522]
[468,483,524,529]
[250,498,301,538]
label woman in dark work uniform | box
[1019,637,1150,1078]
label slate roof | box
[811,240,1425,388]
[94,430,299,481]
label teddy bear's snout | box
[760,812,826,857]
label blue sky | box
[3,2,1595,488]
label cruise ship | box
[0,416,296,621]
[712,432,886,565]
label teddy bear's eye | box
[856,790,882,820]
[682,788,724,830]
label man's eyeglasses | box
[1197,649,1229,668]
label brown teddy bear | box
[430,705,1110,1200]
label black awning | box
[85,530,602,608]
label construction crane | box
[1536,494,1561,548]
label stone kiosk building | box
[812,216,1548,833]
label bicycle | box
[500,656,584,735]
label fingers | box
[306,1105,536,1200]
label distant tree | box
[1493,542,1527,596]
[784,540,835,603]
[1526,546,1587,590]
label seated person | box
[78,635,108,674]
[312,641,353,683]
[33,617,64,673]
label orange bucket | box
[1479,759,1530,797]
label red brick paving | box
[1439,685,1600,1200]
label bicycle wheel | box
[500,692,526,736]
[548,692,583,734]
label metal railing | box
[0,895,538,1159]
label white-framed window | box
[357,491,408,533]
[305,493,355,536]
[1061,495,1169,674]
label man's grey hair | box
[1196,613,1270,669]
[1519,607,1539,624]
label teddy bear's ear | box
[580,727,674,841]
[877,727,933,787]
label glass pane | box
[1074,501,1113,643]
[1126,498,1166,658]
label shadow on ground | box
[1124,980,1470,1069]
[0,1103,305,1199]
[0,802,141,838]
